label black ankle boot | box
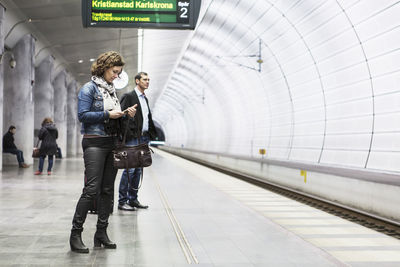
[70,229,89,253]
[94,228,116,249]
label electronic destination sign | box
[82,0,201,30]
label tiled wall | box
[153,0,400,173]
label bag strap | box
[122,109,144,190]
[121,144,144,191]
[35,138,40,147]
[122,117,128,146]
[121,110,131,145]
[136,170,143,190]
[122,109,144,144]
[123,116,143,191]
[125,167,143,191]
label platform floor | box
[1,149,399,266]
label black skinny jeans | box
[72,137,117,231]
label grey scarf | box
[91,76,121,112]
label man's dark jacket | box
[120,90,156,140]
[3,131,17,150]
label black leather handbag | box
[113,117,153,169]
[113,142,153,169]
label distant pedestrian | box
[2,126,29,168]
[34,118,58,175]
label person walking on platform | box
[70,51,137,254]
[118,72,156,211]
[2,126,29,168]
[34,118,58,175]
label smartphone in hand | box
[123,104,137,114]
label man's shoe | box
[19,163,30,168]
[118,204,135,211]
[129,199,148,209]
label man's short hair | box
[8,126,16,131]
[135,72,148,84]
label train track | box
[164,150,400,240]
[258,182,400,239]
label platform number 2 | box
[178,1,190,19]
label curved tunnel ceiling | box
[148,0,400,173]
[3,0,400,173]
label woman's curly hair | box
[91,51,125,77]
[41,117,53,127]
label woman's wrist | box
[104,110,110,120]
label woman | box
[34,118,58,175]
[70,51,136,253]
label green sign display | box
[82,0,201,30]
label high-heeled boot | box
[70,229,89,253]
[94,227,117,249]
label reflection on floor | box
[0,150,342,266]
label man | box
[3,126,29,168]
[118,72,156,211]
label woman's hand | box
[125,104,137,118]
[108,110,125,119]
